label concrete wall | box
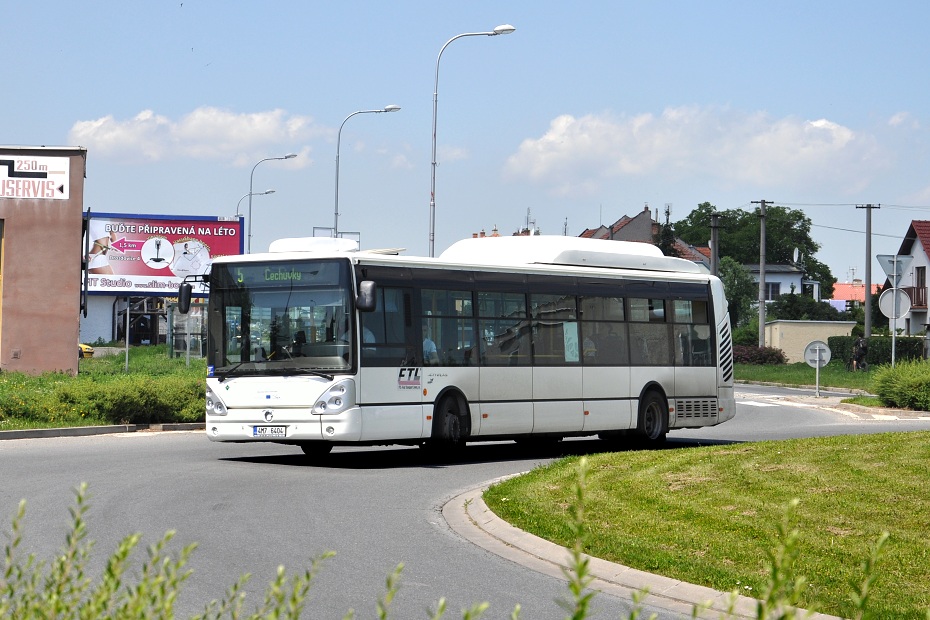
[0,146,86,375]
[765,320,857,363]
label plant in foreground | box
[0,465,904,619]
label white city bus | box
[179,235,735,457]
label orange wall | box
[0,147,85,375]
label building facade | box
[0,146,86,375]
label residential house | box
[890,220,930,334]
[745,264,806,302]
[578,205,710,270]
[829,279,880,313]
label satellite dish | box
[792,247,800,264]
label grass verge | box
[484,432,930,618]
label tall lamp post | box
[334,104,401,238]
[429,24,515,257]
[249,153,296,253]
[237,189,275,217]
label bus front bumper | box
[205,407,363,442]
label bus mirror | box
[357,280,376,312]
[178,283,192,314]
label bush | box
[0,345,205,430]
[871,359,930,410]
[54,374,204,425]
[733,344,788,365]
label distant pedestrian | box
[852,336,868,370]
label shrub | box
[54,374,204,425]
[733,344,788,365]
[871,359,930,410]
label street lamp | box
[236,189,275,217]
[429,24,515,257]
[249,153,297,253]
[334,104,401,238]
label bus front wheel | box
[637,391,668,444]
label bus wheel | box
[431,393,469,448]
[637,391,668,444]
[299,442,333,459]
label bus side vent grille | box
[718,320,734,383]
[677,398,718,420]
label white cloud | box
[68,106,324,165]
[504,106,886,198]
[888,111,920,130]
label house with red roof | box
[890,220,930,334]
[830,280,880,312]
[578,205,711,270]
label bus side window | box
[672,299,712,366]
[361,287,412,367]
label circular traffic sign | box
[879,288,911,319]
[804,340,831,368]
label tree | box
[717,256,757,327]
[674,202,836,299]
[766,292,847,321]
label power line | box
[811,223,906,239]
[771,201,930,210]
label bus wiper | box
[216,362,247,382]
[278,367,334,381]
[216,362,265,382]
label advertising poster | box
[84,212,243,296]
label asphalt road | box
[2,389,928,619]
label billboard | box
[84,212,243,296]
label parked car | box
[78,343,94,358]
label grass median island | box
[0,345,205,431]
[485,432,930,618]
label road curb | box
[0,423,204,441]
[443,482,841,620]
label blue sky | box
[5,1,930,284]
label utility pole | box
[710,212,720,276]
[752,200,770,348]
[856,204,879,338]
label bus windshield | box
[206,259,355,376]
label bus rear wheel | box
[428,393,470,450]
[637,391,668,445]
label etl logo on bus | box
[397,367,420,390]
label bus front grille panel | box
[676,398,718,420]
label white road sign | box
[876,254,913,287]
[0,156,70,200]
[804,340,831,368]
[879,287,911,319]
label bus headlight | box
[206,388,228,416]
[313,380,356,415]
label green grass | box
[485,432,930,618]
[735,360,875,392]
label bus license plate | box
[253,426,286,437]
